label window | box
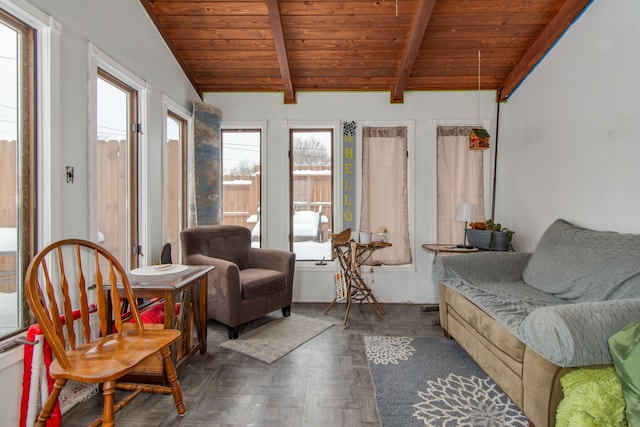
[222,129,261,246]
[436,126,485,245]
[96,70,139,269]
[164,109,188,263]
[0,9,36,338]
[290,129,333,261]
[360,126,411,265]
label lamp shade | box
[455,203,478,223]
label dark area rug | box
[365,335,529,426]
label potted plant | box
[467,219,514,251]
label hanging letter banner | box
[192,101,222,226]
[342,121,357,232]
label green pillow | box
[556,367,627,427]
[609,319,640,427]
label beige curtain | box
[361,127,411,265]
[437,126,485,245]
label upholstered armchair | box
[181,225,296,339]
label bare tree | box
[293,136,330,166]
[225,160,255,176]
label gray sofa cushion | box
[521,299,640,367]
[439,277,565,343]
[522,219,640,302]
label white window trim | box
[359,120,416,272]
[0,1,60,252]
[88,42,151,268]
[430,118,492,242]
[161,93,192,261]
[221,120,268,242]
[0,1,59,354]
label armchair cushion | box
[240,268,287,300]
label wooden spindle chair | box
[24,239,186,427]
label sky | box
[221,130,332,175]
[0,22,17,141]
[222,130,261,174]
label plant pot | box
[466,229,513,251]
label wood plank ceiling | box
[140,0,592,104]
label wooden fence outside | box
[0,140,333,276]
[222,165,333,239]
[0,141,16,291]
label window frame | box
[285,120,340,264]
[162,94,191,263]
[88,43,150,269]
[95,68,140,268]
[0,1,58,348]
[430,119,492,242]
[0,7,35,340]
[359,120,416,271]
[221,120,266,243]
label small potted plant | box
[467,219,514,251]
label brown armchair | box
[181,225,296,339]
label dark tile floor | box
[63,303,442,426]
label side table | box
[106,264,213,380]
[324,240,391,325]
[422,243,479,256]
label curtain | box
[437,126,485,245]
[361,127,411,265]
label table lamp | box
[455,202,477,249]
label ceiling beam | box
[266,0,296,104]
[499,0,593,101]
[391,0,436,103]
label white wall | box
[0,0,200,422]
[204,91,497,304]
[498,0,640,251]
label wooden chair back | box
[25,238,144,369]
[24,238,186,426]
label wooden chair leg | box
[161,346,186,416]
[35,378,66,427]
[101,380,116,427]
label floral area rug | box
[364,335,529,426]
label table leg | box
[343,283,353,326]
[351,272,384,316]
[163,292,175,330]
[323,297,338,315]
[193,275,207,354]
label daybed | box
[436,219,640,427]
